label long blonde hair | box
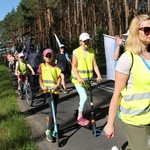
[125,14,150,54]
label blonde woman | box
[104,14,150,150]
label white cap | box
[59,44,65,48]
[122,30,129,37]
[79,33,91,41]
[18,52,24,57]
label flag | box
[103,34,117,80]
[54,33,62,47]
[25,37,31,59]
[54,33,71,64]
[36,44,41,55]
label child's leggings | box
[75,84,88,112]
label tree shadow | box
[56,106,109,147]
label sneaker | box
[111,146,119,150]
[45,130,53,142]
[18,90,21,95]
[64,89,69,94]
[77,117,89,126]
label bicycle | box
[42,87,60,146]
[84,79,106,137]
[19,74,33,106]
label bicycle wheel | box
[26,84,33,106]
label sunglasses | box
[45,53,52,58]
[139,27,150,36]
[83,39,90,45]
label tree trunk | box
[80,0,84,32]
[148,0,150,13]
[67,1,72,43]
[124,0,129,31]
[106,0,114,35]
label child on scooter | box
[38,48,61,142]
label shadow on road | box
[57,106,109,147]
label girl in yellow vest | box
[104,14,150,150]
[15,52,35,91]
[38,49,61,142]
[71,32,102,126]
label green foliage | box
[0,59,38,150]
[92,26,108,73]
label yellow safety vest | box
[41,63,61,94]
[71,47,95,85]
[119,52,150,125]
[17,60,28,75]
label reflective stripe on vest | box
[119,52,150,125]
[123,92,150,101]
[78,70,93,74]
[71,47,94,84]
[43,80,56,84]
[120,105,150,115]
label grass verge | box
[0,59,38,150]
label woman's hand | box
[15,72,20,76]
[41,86,47,91]
[115,35,123,47]
[53,85,58,90]
[77,77,84,84]
[32,72,35,75]
[96,76,102,82]
[103,123,115,139]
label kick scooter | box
[44,87,60,146]
[85,79,106,137]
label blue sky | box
[0,0,21,21]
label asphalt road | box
[10,71,127,150]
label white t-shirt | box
[116,53,133,89]
[116,53,132,74]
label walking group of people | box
[3,13,150,150]
[40,13,150,150]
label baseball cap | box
[59,44,65,48]
[18,52,24,57]
[122,30,129,37]
[79,33,91,41]
[43,49,53,56]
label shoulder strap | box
[18,61,20,71]
[126,52,134,88]
[129,52,134,73]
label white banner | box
[103,34,117,80]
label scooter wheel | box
[92,124,97,137]
[56,133,60,147]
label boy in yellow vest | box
[15,52,35,92]
[38,49,61,142]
